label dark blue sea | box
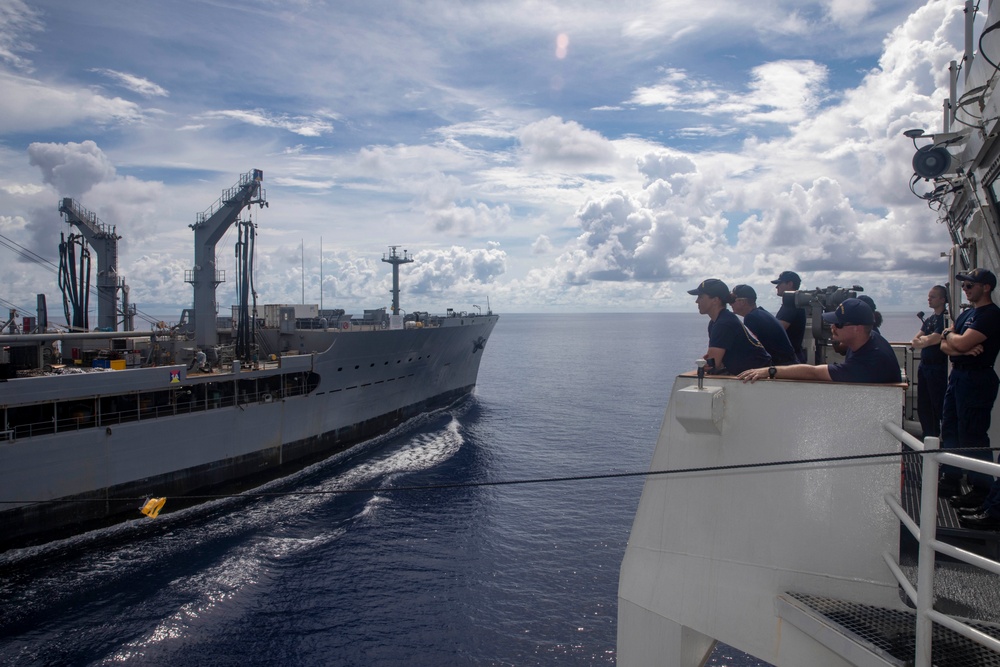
[0,312,919,666]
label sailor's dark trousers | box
[917,361,947,438]
[982,480,1000,518]
[940,366,999,493]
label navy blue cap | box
[857,294,877,311]
[770,271,801,288]
[956,268,997,289]
[731,284,757,300]
[822,298,874,327]
[687,278,730,299]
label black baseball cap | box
[687,278,730,299]
[956,268,997,289]
[857,294,877,311]
[822,298,875,327]
[770,271,801,288]
[731,284,757,301]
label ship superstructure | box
[618,2,1000,664]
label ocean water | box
[0,311,919,666]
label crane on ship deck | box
[184,168,267,349]
[58,198,132,331]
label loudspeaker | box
[912,145,952,179]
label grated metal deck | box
[901,453,1000,553]
[783,592,1000,666]
[898,452,1000,627]
[775,453,1000,664]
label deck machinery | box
[58,198,132,331]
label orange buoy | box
[140,497,166,518]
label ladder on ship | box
[254,329,273,361]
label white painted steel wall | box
[618,374,906,666]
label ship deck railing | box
[783,425,1000,665]
[881,422,1000,665]
[1,366,316,441]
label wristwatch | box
[943,330,951,340]
[768,366,777,379]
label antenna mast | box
[381,246,414,316]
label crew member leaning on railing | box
[729,283,797,366]
[736,298,901,385]
[688,278,771,376]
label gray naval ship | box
[0,169,498,551]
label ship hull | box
[0,315,497,550]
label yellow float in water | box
[140,497,166,518]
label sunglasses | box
[962,282,978,290]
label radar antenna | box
[381,246,414,316]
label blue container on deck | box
[92,359,110,369]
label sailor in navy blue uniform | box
[938,268,1000,509]
[856,295,883,335]
[730,284,797,366]
[736,298,901,384]
[772,270,807,362]
[910,285,948,439]
[688,278,771,376]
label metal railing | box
[882,421,1000,665]
[1,378,315,441]
[194,169,264,225]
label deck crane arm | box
[188,169,267,349]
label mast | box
[186,169,266,348]
[381,246,413,316]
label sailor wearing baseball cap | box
[729,284,797,365]
[687,278,731,300]
[770,271,801,288]
[955,267,998,288]
[736,298,901,384]
[938,267,1000,523]
[856,294,882,334]
[688,278,771,375]
[771,270,806,362]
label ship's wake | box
[0,402,480,663]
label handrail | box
[195,169,263,225]
[881,550,918,602]
[881,422,1000,666]
[927,609,1000,653]
[3,371,316,441]
[935,451,1000,477]
[883,421,925,452]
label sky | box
[0,0,972,323]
